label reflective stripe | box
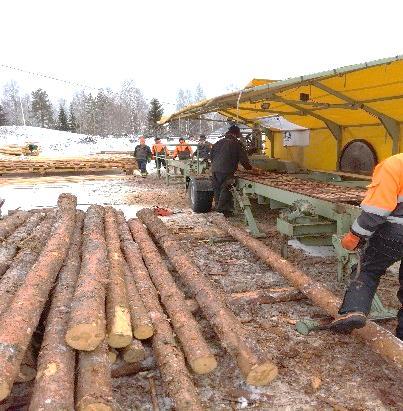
[386,216,403,225]
[352,220,374,236]
[361,204,391,216]
[398,196,403,203]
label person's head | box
[199,134,206,142]
[228,125,241,138]
[139,136,145,144]
[179,137,186,144]
[154,137,161,143]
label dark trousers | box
[339,227,403,339]
[137,159,147,174]
[211,172,234,212]
[155,158,166,169]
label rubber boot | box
[396,307,403,341]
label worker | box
[193,134,212,161]
[134,136,152,177]
[152,137,170,169]
[329,153,403,340]
[173,137,192,160]
[210,125,259,217]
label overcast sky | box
[1,0,402,112]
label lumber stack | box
[0,155,137,176]
[0,200,276,410]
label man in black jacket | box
[210,125,254,216]
[134,137,152,177]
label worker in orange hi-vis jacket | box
[173,137,193,160]
[329,153,403,340]
[152,137,170,169]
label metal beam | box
[313,82,401,153]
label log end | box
[133,325,154,340]
[122,349,146,364]
[108,350,117,364]
[245,361,278,386]
[77,402,113,411]
[190,355,218,375]
[107,334,132,349]
[0,380,11,402]
[15,364,36,383]
[65,324,105,351]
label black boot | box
[396,307,403,341]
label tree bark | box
[121,339,147,363]
[76,340,114,411]
[123,259,153,340]
[0,211,30,241]
[0,211,45,277]
[210,214,403,371]
[66,205,108,351]
[129,218,217,375]
[117,214,203,411]
[0,193,77,402]
[137,209,278,386]
[0,211,56,318]
[29,210,84,411]
[104,207,132,348]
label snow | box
[288,239,335,257]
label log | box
[15,342,37,383]
[148,376,160,411]
[111,357,156,378]
[137,209,278,386]
[104,207,132,348]
[29,210,84,411]
[129,218,217,375]
[76,340,113,411]
[210,214,403,371]
[108,348,118,364]
[66,205,108,351]
[0,212,56,318]
[0,211,30,241]
[0,193,77,402]
[0,211,45,277]
[121,339,147,363]
[123,261,153,340]
[117,214,203,411]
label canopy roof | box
[162,56,403,151]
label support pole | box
[211,215,403,371]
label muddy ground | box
[0,171,402,411]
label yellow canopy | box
[162,56,403,153]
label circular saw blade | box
[339,140,377,175]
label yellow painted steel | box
[163,56,403,171]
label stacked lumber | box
[0,200,277,410]
[0,155,137,176]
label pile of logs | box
[0,194,277,410]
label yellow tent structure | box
[162,56,403,172]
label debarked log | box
[66,205,108,351]
[29,210,84,411]
[117,214,203,411]
[104,207,132,348]
[121,339,147,363]
[210,214,403,371]
[129,218,217,375]
[0,211,56,318]
[0,193,77,402]
[136,208,278,386]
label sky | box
[1,0,402,113]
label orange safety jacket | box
[173,143,192,160]
[352,153,403,237]
[152,143,170,158]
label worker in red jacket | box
[173,137,193,160]
[330,153,403,340]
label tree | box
[0,104,7,126]
[147,98,163,136]
[57,105,69,131]
[68,104,78,133]
[31,89,54,128]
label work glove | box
[341,231,362,251]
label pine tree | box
[0,104,7,126]
[68,104,78,133]
[57,105,69,131]
[147,98,163,136]
[31,89,54,128]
